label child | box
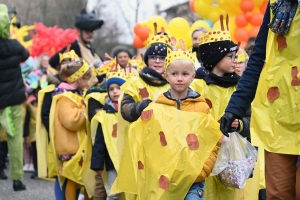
[113,26,172,196]
[235,48,249,76]
[125,38,222,200]
[191,15,251,199]
[49,59,93,200]
[90,67,126,200]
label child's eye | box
[171,73,177,76]
[183,73,189,76]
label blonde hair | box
[166,59,195,72]
[35,53,50,70]
[60,59,92,82]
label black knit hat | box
[198,40,238,71]
[144,43,169,65]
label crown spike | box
[161,27,165,35]
[171,37,178,51]
[153,22,158,35]
[140,53,144,59]
[66,43,71,53]
[105,53,114,60]
[226,14,229,31]
[128,62,132,73]
[220,15,225,31]
[179,39,186,51]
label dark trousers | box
[0,141,8,170]
[31,142,37,172]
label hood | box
[0,4,10,39]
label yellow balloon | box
[218,0,242,16]
[191,20,211,32]
[194,0,211,18]
[146,15,168,35]
[168,17,190,34]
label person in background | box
[191,27,208,70]
[35,53,56,75]
[235,49,249,76]
[244,37,256,56]
[0,4,29,191]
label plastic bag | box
[212,132,258,189]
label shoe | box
[13,180,26,191]
[0,169,7,180]
[23,164,29,172]
[28,163,34,172]
[30,171,37,179]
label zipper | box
[176,99,181,110]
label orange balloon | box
[235,14,249,28]
[260,1,268,14]
[134,24,142,35]
[240,0,255,13]
[249,26,260,37]
[189,0,195,12]
[133,36,145,49]
[234,28,249,42]
[138,26,150,41]
[245,12,253,21]
[250,12,264,27]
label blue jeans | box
[185,181,205,200]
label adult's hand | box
[220,112,239,137]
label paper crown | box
[129,54,145,71]
[65,59,90,83]
[147,22,172,48]
[59,44,79,63]
[199,15,231,45]
[237,50,246,63]
[105,57,127,81]
[164,37,196,70]
[95,53,116,76]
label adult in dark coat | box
[0,4,29,191]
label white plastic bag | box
[212,132,258,189]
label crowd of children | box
[0,3,267,199]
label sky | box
[87,0,188,43]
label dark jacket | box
[0,39,29,109]
[225,3,270,118]
[91,101,116,172]
[86,87,106,122]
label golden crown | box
[164,37,196,70]
[106,56,127,81]
[129,54,145,72]
[95,53,116,76]
[237,49,247,63]
[65,59,90,83]
[147,22,172,48]
[199,15,231,45]
[59,44,79,63]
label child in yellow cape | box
[126,38,222,200]
[90,67,127,199]
[49,59,94,200]
[111,25,172,197]
[190,15,251,200]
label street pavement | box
[0,168,54,200]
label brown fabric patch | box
[291,67,300,86]
[138,161,144,170]
[159,131,167,146]
[277,35,287,51]
[158,175,170,190]
[78,150,85,167]
[139,87,149,99]
[205,98,213,109]
[186,134,199,150]
[112,123,117,138]
[140,109,153,121]
[267,87,280,103]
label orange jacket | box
[155,89,221,183]
[54,96,86,155]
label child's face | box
[235,62,246,76]
[148,55,165,74]
[165,62,195,95]
[215,52,236,74]
[108,83,121,102]
[117,52,130,67]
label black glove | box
[220,112,239,137]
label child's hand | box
[96,170,103,175]
[231,119,239,128]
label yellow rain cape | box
[84,91,107,113]
[111,76,169,198]
[49,91,94,195]
[36,84,56,180]
[128,103,222,200]
[191,79,246,199]
[251,0,300,155]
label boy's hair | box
[166,59,195,73]
[60,59,92,82]
[113,48,132,59]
